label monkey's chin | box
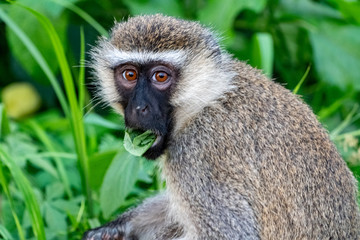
[143,134,166,160]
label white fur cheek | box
[111,102,125,116]
[171,53,236,134]
[91,41,123,107]
[98,67,121,105]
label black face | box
[114,61,176,159]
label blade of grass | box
[0,162,25,240]
[74,199,86,230]
[0,148,46,240]
[0,104,11,141]
[293,65,311,95]
[12,2,92,215]
[317,89,354,120]
[0,224,15,240]
[79,27,85,113]
[27,152,77,160]
[51,0,108,37]
[0,102,23,239]
[330,104,359,139]
[0,8,69,116]
[26,119,73,198]
[335,129,360,141]
[318,97,347,120]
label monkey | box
[83,14,360,240]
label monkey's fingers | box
[82,227,125,240]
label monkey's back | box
[167,61,360,239]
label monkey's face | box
[91,15,235,160]
[113,61,178,159]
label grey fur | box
[84,15,360,240]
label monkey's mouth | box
[124,121,168,160]
[151,133,163,148]
[144,130,167,160]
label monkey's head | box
[91,15,235,159]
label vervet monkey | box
[83,14,360,240]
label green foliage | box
[6,0,71,85]
[198,0,266,41]
[123,0,184,17]
[0,0,359,239]
[0,147,46,240]
[100,150,141,218]
[309,21,360,90]
[250,32,274,77]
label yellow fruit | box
[2,82,41,119]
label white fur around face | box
[91,39,236,132]
[104,49,187,69]
[170,52,236,134]
[91,40,187,114]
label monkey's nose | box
[135,105,149,116]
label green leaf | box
[98,134,123,152]
[137,160,156,184]
[88,150,118,190]
[123,129,156,157]
[84,113,124,130]
[44,202,67,235]
[51,198,82,217]
[4,132,39,168]
[46,182,65,201]
[100,149,141,219]
[27,154,59,179]
[88,218,101,229]
[123,0,184,17]
[309,21,360,90]
[328,0,360,24]
[198,0,266,39]
[250,32,274,77]
[0,147,46,240]
[6,0,69,85]
[280,0,341,20]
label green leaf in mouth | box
[123,129,157,156]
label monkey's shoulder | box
[201,61,319,134]
[171,61,333,160]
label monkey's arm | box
[83,193,182,240]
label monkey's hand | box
[82,211,131,240]
[82,194,181,240]
[82,226,124,240]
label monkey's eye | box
[153,71,169,82]
[123,70,137,81]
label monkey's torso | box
[165,60,360,239]
[84,14,360,240]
